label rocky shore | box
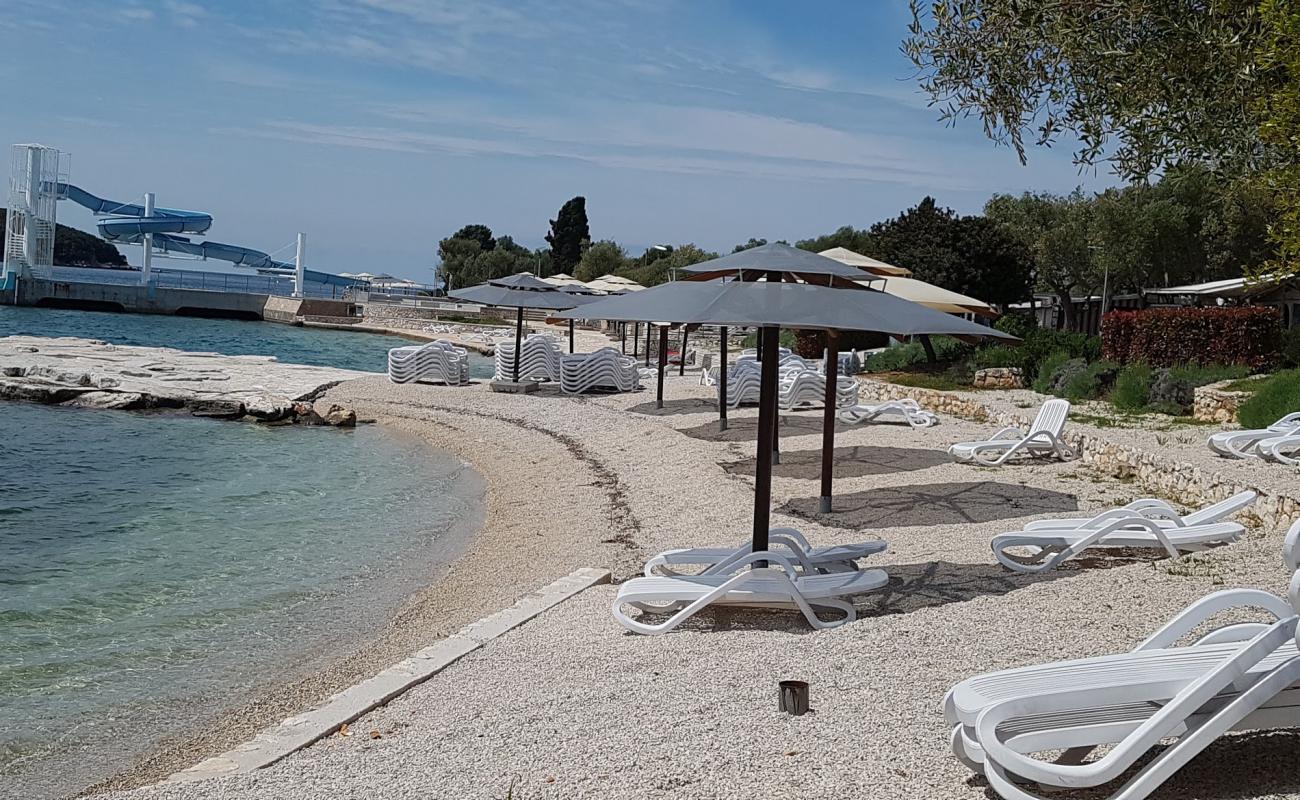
[0,336,365,424]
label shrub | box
[1148,368,1195,415]
[1111,363,1154,410]
[792,329,890,360]
[1168,363,1251,388]
[1101,307,1282,370]
[1032,351,1073,394]
[993,311,1038,340]
[973,345,1024,370]
[1237,369,1300,428]
[1018,329,1101,380]
[863,336,973,372]
[1048,358,1089,395]
[1282,326,1300,368]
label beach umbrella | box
[450,273,599,383]
[557,278,1014,554]
[556,283,603,353]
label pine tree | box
[545,196,590,272]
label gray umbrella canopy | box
[490,272,557,290]
[556,277,1016,340]
[681,242,868,280]
[449,282,597,310]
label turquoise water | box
[0,403,484,798]
[0,305,494,377]
[0,307,492,797]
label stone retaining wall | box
[1193,379,1257,423]
[857,377,1300,530]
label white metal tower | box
[3,144,64,286]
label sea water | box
[0,307,490,797]
[0,305,495,377]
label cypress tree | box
[545,196,590,272]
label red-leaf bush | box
[1101,307,1282,370]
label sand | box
[95,371,1300,800]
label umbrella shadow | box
[677,414,853,443]
[626,397,719,416]
[722,445,950,480]
[856,559,1082,619]
[781,481,1079,529]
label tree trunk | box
[919,334,937,363]
[1059,291,1077,331]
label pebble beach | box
[91,342,1300,800]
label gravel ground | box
[98,371,1300,800]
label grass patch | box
[882,372,968,391]
[1238,369,1300,428]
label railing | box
[358,291,483,312]
[46,265,360,299]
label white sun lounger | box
[991,519,1246,573]
[944,521,1300,799]
[612,552,889,635]
[643,527,887,577]
[1206,411,1300,459]
[1020,491,1257,532]
[949,399,1075,466]
[1257,431,1300,465]
[838,398,938,428]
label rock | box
[62,391,147,410]
[972,367,1025,390]
[292,401,327,425]
[0,379,89,404]
[188,399,247,419]
[244,399,295,422]
[317,402,357,427]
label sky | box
[0,0,1118,282]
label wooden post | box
[568,319,575,353]
[656,325,668,409]
[819,331,839,513]
[752,326,779,554]
[644,322,652,367]
[718,326,728,431]
[779,680,810,716]
[512,306,524,383]
[679,327,689,376]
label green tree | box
[795,225,873,254]
[545,196,591,272]
[451,224,495,252]
[620,244,718,287]
[732,237,767,253]
[437,226,534,289]
[904,0,1271,178]
[985,191,1097,329]
[0,210,127,267]
[1256,0,1300,278]
[575,240,628,282]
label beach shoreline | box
[78,377,633,797]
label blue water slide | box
[56,183,360,287]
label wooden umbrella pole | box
[512,306,524,383]
[568,319,575,353]
[718,326,728,431]
[644,322,652,367]
[631,322,638,357]
[751,326,780,553]
[620,322,626,354]
[656,325,668,408]
[819,331,839,513]
[679,327,689,376]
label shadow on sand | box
[676,414,855,443]
[626,397,720,416]
[782,480,1079,529]
[722,445,949,480]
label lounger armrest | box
[720,550,802,576]
[1276,412,1300,428]
[990,426,1023,440]
[1135,588,1295,651]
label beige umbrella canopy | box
[819,247,998,317]
[541,273,588,287]
[584,274,645,294]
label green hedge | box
[863,336,974,372]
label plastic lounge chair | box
[643,527,887,577]
[1257,431,1300,465]
[387,340,470,385]
[1206,412,1300,459]
[612,552,889,635]
[838,399,938,428]
[948,399,1075,466]
[1021,491,1257,532]
[991,519,1246,573]
[943,520,1300,799]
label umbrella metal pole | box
[819,331,839,513]
[718,326,728,431]
[679,327,688,376]
[512,306,524,383]
[568,319,575,353]
[656,325,668,409]
[752,326,780,554]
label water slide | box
[56,183,358,286]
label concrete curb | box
[167,567,612,783]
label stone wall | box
[1193,379,1257,423]
[857,376,1300,530]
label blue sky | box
[0,0,1116,282]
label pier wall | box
[3,277,269,319]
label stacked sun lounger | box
[778,369,860,409]
[1207,412,1300,464]
[493,334,562,382]
[838,398,938,428]
[991,490,1256,572]
[386,340,471,385]
[946,518,1300,800]
[559,347,641,394]
[614,527,890,634]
